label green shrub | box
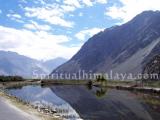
[0,75,24,82]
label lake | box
[6,85,160,120]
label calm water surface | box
[7,85,160,120]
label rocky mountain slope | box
[143,55,160,80]
[51,11,160,77]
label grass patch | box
[142,81,160,88]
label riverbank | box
[41,79,88,85]
[0,79,41,89]
[107,80,160,88]
[41,79,160,94]
[0,91,61,120]
[106,80,160,94]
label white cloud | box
[82,0,93,6]
[7,13,24,23]
[0,10,2,14]
[81,0,108,6]
[61,5,76,12]
[105,0,160,23]
[7,14,22,19]
[79,12,83,17]
[63,0,108,8]
[20,0,27,4]
[0,26,81,60]
[95,0,108,4]
[23,0,109,28]
[75,27,104,41]
[24,4,74,28]
[24,21,51,31]
[63,0,81,8]
[37,0,45,5]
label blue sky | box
[0,0,159,60]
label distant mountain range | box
[42,57,67,72]
[51,10,160,78]
[0,51,67,78]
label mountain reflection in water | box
[50,85,160,120]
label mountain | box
[0,51,67,78]
[43,57,67,71]
[51,11,160,78]
[0,51,46,78]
